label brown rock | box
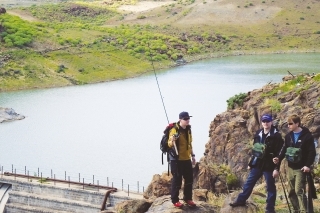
[282,75,295,81]
[220,191,260,213]
[0,8,6,14]
[114,199,152,213]
[143,172,172,200]
[193,189,208,202]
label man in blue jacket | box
[230,114,284,213]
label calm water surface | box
[0,53,320,190]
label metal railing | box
[0,164,146,195]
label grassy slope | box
[1,0,320,91]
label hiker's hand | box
[301,166,310,173]
[168,136,174,148]
[272,170,279,178]
[247,166,251,170]
[273,157,279,164]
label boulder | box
[114,199,152,213]
[143,172,172,200]
[220,191,260,213]
[0,8,6,14]
[193,189,208,202]
[0,107,25,123]
[145,195,218,213]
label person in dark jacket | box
[274,114,316,213]
[230,114,284,213]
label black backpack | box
[160,123,178,164]
[160,123,181,175]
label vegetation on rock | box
[227,92,247,109]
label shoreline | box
[1,48,320,93]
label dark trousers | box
[170,160,193,203]
[236,167,276,212]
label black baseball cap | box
[179,111,192,119]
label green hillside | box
[1,0,320,91]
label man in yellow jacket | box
[168,111,196,208]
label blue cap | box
[261,114,272,122]
[179,111,192,119]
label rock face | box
[145,195,218,213]
[0,107,25,123]
[194,74,320,192]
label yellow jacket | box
[168,122,193,160]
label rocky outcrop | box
[145,195,218,213]
[194,74,320,192]
[0,107,25,123]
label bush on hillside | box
[0,14,39,47]
[25,3,116,25]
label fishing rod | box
[148,42,169,124]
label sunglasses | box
[288,122,294,125]
[262,120,271,123]
[182,117,190,121]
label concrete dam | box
[0,174,142,213]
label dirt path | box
[7,10,41,22]
[118,1,175,12]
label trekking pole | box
[225,174,231,197]
[279,172,292,213]
[306,173,310,213]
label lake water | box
[0,53,320,191]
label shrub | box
[227,93,247,109]
[171,53,178,60]
[0,14,39,47]
[137,15,146,19]
[57,65,66,73]
[226,173,238,187]
[264,99,281,113]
